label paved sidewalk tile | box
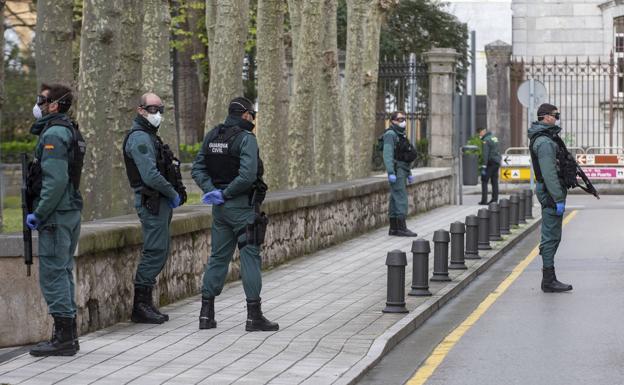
[0,204,526,385]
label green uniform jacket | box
[124,117,178,201]
[30,113,83,222]
[481,131,502,166]
[528,122,566,203]
[192,116,259,203]
[382,125,413,176]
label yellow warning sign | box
[500,167,533,182]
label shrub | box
[1,140,37,163]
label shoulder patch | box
[138,144,148,154]
[44,144,55,150]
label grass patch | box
[186,192,201,205]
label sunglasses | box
[36,95,52,106]
[141,104,165,114]
[550,112,560,119]
[394,117,406,122]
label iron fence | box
[511,54,624,150]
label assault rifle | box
[161,144,187,205]
[246,179,269,246]
[576,165,600,199]
[20,153,33,276]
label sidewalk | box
[0,203,540,385]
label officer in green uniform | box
[382,111,417,237]
[478,128,502,205]
[529,103,572,293]
[123,93,184,324]
[26,83,85,356]
[192,97,278,332]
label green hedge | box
[1,140,37,163]
[179,143,202,163]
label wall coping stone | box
[0,167,452,258]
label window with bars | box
[614,16,624,95]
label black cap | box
[537,103,557,118]
[228,97,254,116]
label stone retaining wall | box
[0,168,452,347]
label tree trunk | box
[342,0,395,178]
[78,0,144,220]
[172,0,206,145]
[257,0,289,190]
[35,0,74,86]
[286,0,322,188]
[314,0,343,183]
[142,0,177,150]
[204,0,249,132]
[0,1,4,232]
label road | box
[358,195,624,385]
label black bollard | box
[499,198,511,235]
[409,239,432,296]
[510,193,519,228]
[477,208,492,250]
[383,250,409,313]
[518,192,527,224]
[525,189,534,219]
[488,202,502,241]
[431,230,451,282]
[449,222,467,270]
[465,215,480,259]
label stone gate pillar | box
[425,48,459,204]
[485,40,512,151]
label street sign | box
[577,154,624,166]
[517,80,548,108]
[581,167,624,179]
[502,155,531,167]
[500,167,532,181]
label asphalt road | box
[358,195,624,385]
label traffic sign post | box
[517,79,548,192]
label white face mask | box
[146,112,162,128]
[555,119,560,126]
[397,121,407,128]
[32,104,42,119]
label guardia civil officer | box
[192,97,278,332]
[26,83,85,356]
[123,93,186,324]
[382,111,418,237]
[478,128,502,205]
[529,103,572,292]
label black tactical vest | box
[529,131,577,189]
[202,125,263,188]
[123,128,169,188]
[27,118,86,201]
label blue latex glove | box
[407,175,415,184]
[26,213,39,230]
[388,174,397,184]
[168,194,181,209]
[202,190,225,205]
[555,202,565,216]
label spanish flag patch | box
[44,144,55,150]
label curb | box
[335,215,542,385]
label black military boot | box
[541,266,573,293]
[146,287,169,322]
[246,299,279,332]
[388,217,399,236]
[393,217,417,237]
[199,296,217,329]
[131,286,167,324]
[30,316,77,357]
[72,317,80,352]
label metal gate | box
[376,54,429,144]
[510,55,624,150]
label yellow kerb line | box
[406,210,578,385]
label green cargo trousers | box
[134,195,173,288]
[38,210,81,318]
[202,201,262,300]
[536,183,565,268]
[389,167,409,218]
